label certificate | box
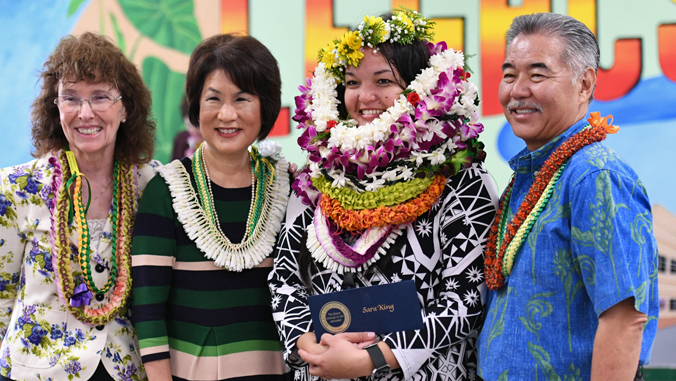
[308,280,424,341]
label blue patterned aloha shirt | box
[477,117,659,381]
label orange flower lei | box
[51,150,136,325]
[320,174,446,231]
[484,113,618,290]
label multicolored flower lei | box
[50,150,136,325]
[294,40,485,206]
[484,112,619,290]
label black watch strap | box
[364,343,389,374]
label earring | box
[122,118,126,123]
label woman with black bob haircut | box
[269,8,498,381]
[131,33,291,381]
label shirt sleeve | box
[267,194,315,370]
[131,174,177,363]
[0,167,27,338]
[381,163,499,379]
[570,167,658,318]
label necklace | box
[157,142,290,271]
[197,146,258,241]
[319,174,446,231]
[484,113,619,290]
[89,178,113,205]
[306,203,404,273]
[50,150,136,325]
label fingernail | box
[367,332,375,339]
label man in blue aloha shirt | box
[477,13,659,381]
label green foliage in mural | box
[109,13,127,54]
[113,0,202,163]
[142,56,187,163]
[67,0,89,17]
[118,0,202,55]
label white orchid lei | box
[292,12,486,207]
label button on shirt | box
[477,117,659,380]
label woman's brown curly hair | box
[31,32,155,164]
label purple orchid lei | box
[292,41,487,206]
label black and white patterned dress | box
[268,163,498,381]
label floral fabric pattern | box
[477,118,660,381]
[0,153,158,381]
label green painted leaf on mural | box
[118,0,202,54]
[142,56,186,164]
[67,0,89,17]
[109,13,127,55]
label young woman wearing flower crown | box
[268,8,499,381]
[131,34,291,381]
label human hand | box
[296,332,327,355]
[335,331,377,349]
[299,333,376,379]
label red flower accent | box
[407,92,421,106]
[326,120,337,130]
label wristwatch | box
[364,343,391,378]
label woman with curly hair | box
[0,32,157,381]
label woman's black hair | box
[185,33,281,140]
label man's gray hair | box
[506,13,599,100]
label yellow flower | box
[345,48,364,67]
[363,16,386,44]
[343,30,362,51]
[396,12,415,33]
[363,15,383,28]
[319,43,337,67]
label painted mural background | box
[0,0,674,374]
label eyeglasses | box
[54,94,123,113]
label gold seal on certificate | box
[319,301,351,334]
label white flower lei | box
[301,47,481,192]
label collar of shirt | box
[507,116,590,177]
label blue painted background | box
[0,1,84,168]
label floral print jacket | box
[0,153,158,381]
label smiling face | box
[499,33,595,151]
[344,48,405,126]
[57,81,126,159]
[199,69,261,160]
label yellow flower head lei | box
[318,7,435,83]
